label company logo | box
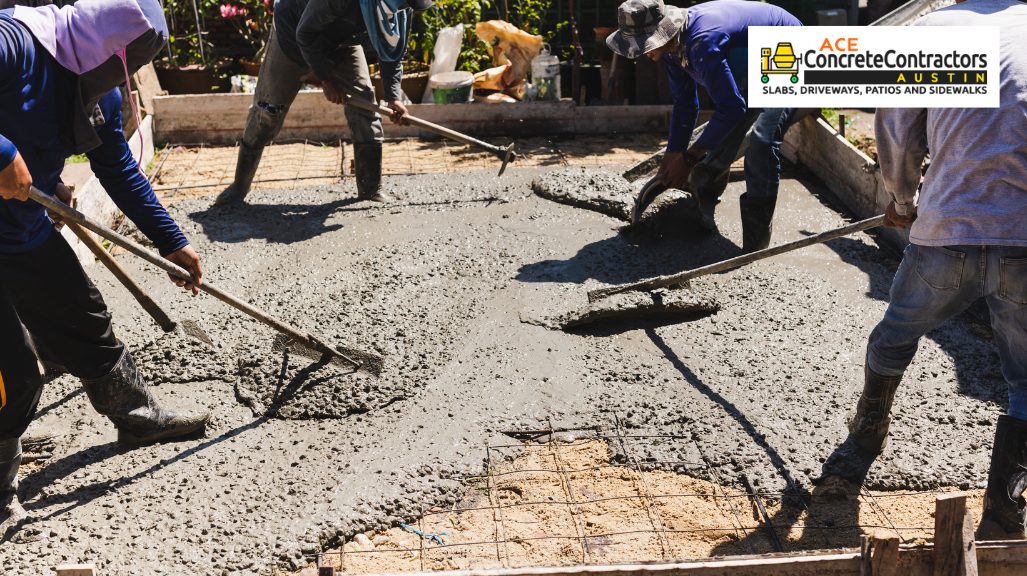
[760,43,799,84]
[748,26,1000,108]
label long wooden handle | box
[30,187,361,370]
[345,98,513,159]
[67,222,177,332]
[587,215,886,302]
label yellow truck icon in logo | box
[761,42,799,84]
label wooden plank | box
[133,63,164,116]
[933,493,979,576]
[353,540,1027,576]
[861,532,900,576]
[56,565,96,576]
[151,94,675,145]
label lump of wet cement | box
[530,167,634,220]
[523,287,720,331]
[131,327,233,385]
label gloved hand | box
[884,200,916,229]
[0,152,32,201]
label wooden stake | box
[56,565,96,576]
[933,492,978,576]
[860,532,899,576]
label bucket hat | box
[606,0,685,59]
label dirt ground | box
[301,439,983,575]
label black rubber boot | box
[848,363,902,454]
[979,415,1027,539]
[80,349,210,446]
[214,142,264,206]
[0,438,26,538]
[739,193,777,253]
[354,142,390,202]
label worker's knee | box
[346,108,384,145]
[244,101,289,147]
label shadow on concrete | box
[14,351,334,530]
[189,198,361,245]
[516,231,739,287]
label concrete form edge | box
[782,115,909,251]
[62,114,156,265]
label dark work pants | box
[0,229,124,440]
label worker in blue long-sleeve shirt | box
[608,0,801,251]
[0,0,210,536]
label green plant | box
[413,0,495,73]
[160,0,221,67]
[219,0,273,61]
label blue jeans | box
[868,244,1027,419]
[743,108,796,198]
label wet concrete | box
[1,167,1005,574]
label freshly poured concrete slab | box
[3,166,1001,574]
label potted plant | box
[156,0,232,93]
[219,0,273,75]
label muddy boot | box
[0,438,26,538]
[354,143,390,203]
[689,162,728,234]
[214,142,264,206]
[21,421,58,453]
[80,350,209,446]
[978,415,1027,539]
[848,364,902,454]
[739,193,777,253]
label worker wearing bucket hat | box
[214,0,433,206]
[0,0,211,538]
[608,0,801,252]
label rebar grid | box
[148,135,666,202]
[316,428,960,575]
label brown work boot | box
[848,363,902,454]
[978,415,1027,539]
[80,349,209,446]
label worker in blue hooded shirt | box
[215,0,432,206]
[0,0,210,537]
[608,0,801,252]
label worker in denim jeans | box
[606,0,801,252]
[841,0,1027,539]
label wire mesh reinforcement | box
[305,421,973,575]
[149,135,666,202]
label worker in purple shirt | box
[0,0,210,537]
[608,0,801,252]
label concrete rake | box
[560,215,885,331]
[31,187,383,378]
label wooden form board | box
[151,94,674,145]
[782,115,909,251]
[354,541,1027,576]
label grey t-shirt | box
[874,0,1027,247]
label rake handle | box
[30,187,361,370]
[67,221,178,333]
[345,98,515,162]
[587,215,886,302]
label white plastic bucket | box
[429,71,474,104]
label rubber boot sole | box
[117,421,207,447]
